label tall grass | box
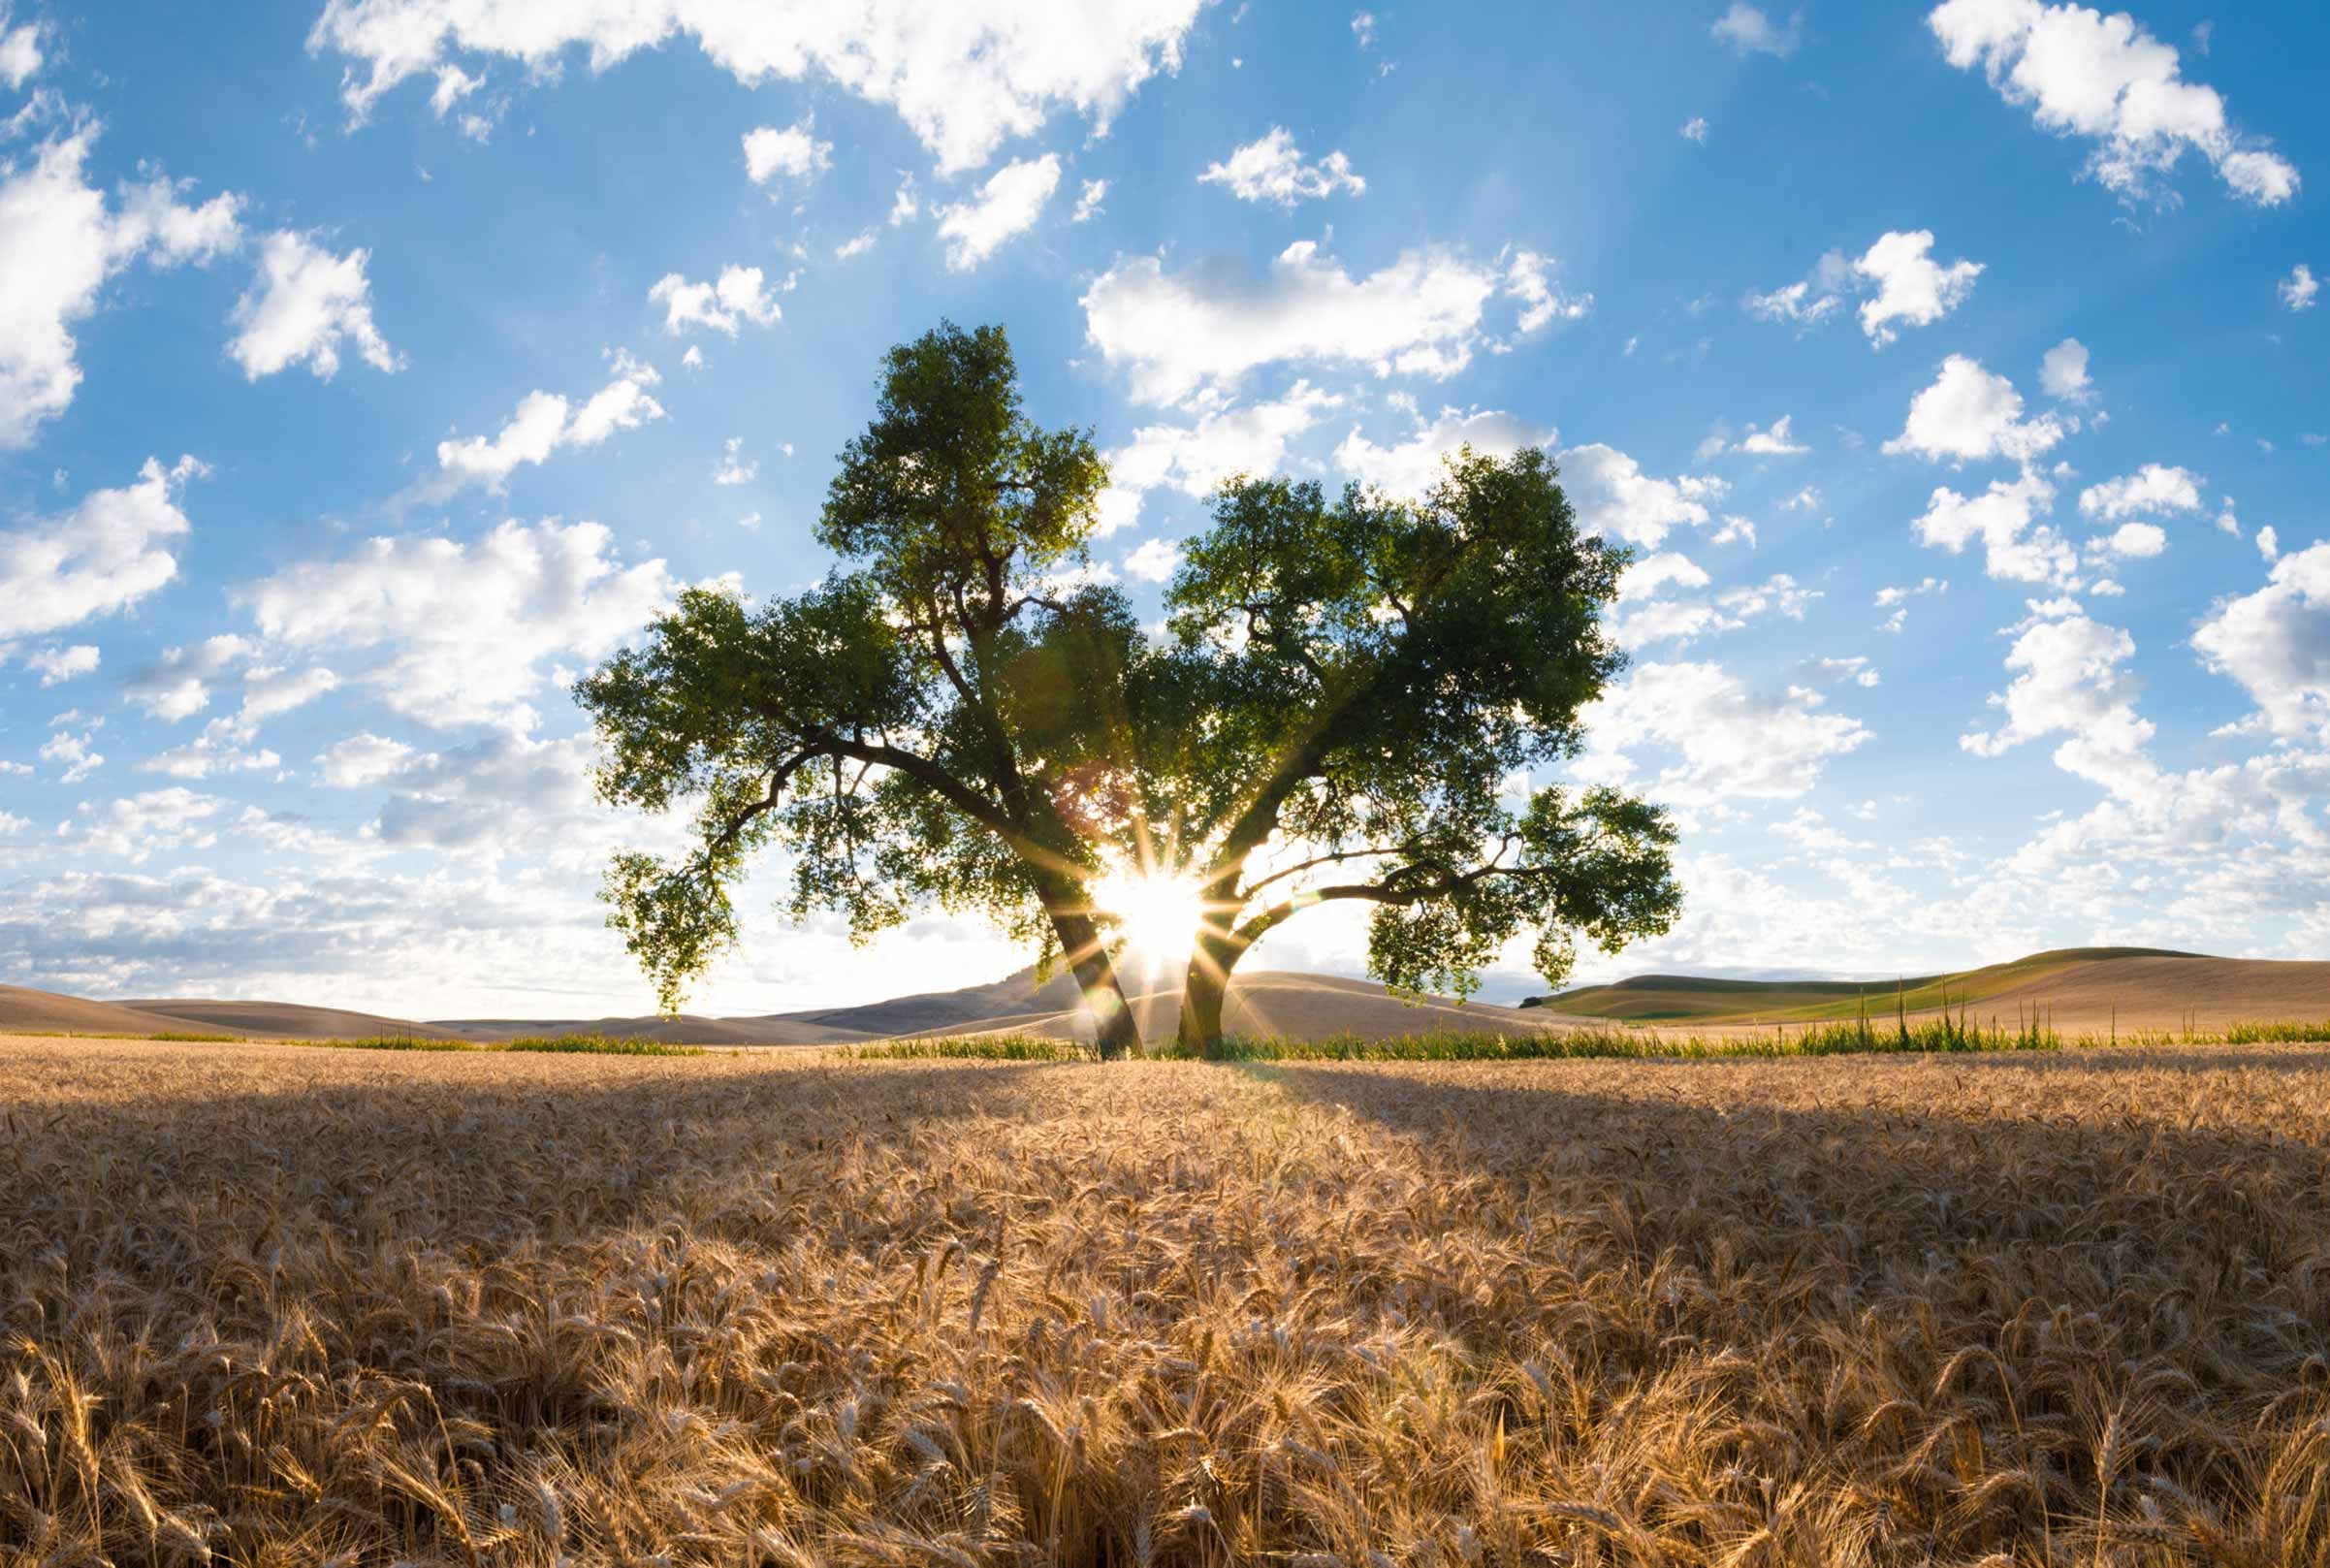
[308,1032,706,1056]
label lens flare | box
[1094,870,1204,962]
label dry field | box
[4,1036,2329,1566]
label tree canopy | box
[579,320,1680,1056]
[1130,449,1683,1048]
[577,321,1148,1055]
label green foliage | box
[1137,447,1683,1036]
[2223,1019,2330,1043]
[842,1034,1090,1061]
[578,323,1143,1031]
[295,1034,706,1056]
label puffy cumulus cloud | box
[2280,264,2318,312]
[0,6,41,87]
[24,643,98,685]
[139,716,282,780]
[1334,406,1551,499]
[1961,610,2154,773]
[1884,355,2066,464]
[713,435,757,486]
[648,264,782,335]
[1909,467,2077,585]
[1198,126,1365,206]
[123,633,258,721]
[65,787,221,862]
[1120,536,1182,584]
[427,352,665,496]
[1610,571,1819,652]
[2078,463,2201,520]
[0,456,203,640]
[1710,3,1801,56]
[2039,336,2092,400]
[1502,249,1592,334]
[1747,231,1979,347]
[308,0,1207,175]
[1928,0,2298,204]
[2095,521,2165,560]
[1556,443,1725,549]
[1082,240,1548,406]
[39,720,103,784]
[934,153,1059,271]
[314,731,416,789]
[123,634,339,725]
[2192,543,2330,739]
[239,517,676,731]
[741,115,830,185]
[1731,415,1806,456]
[0,123,241,445]
[228,230,399,380]
[1099,381,1340,532]
[1577,660,1869,805]
[1853,230,1983,346]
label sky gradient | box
[2,0,2325,1016]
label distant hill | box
[6,946,2324,1046]
[1520,946,2330,1034]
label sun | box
[1094,868,1205,964]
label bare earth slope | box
[992,969,1586,1043]
[0,985,258,1037]
[117,998,463,1040]
[1967,955,2330,1033]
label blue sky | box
[1,0,2324,1016]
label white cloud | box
[2256,526,2279,563]
[40,720,102,784]
[2192,543,2330,739]
[139,716,281,780]
[315,731,417,788]
[23,643,98,685]
[2281,264,2319,312]
[124,633,257,720]
[1711,3,1801,56]
[713,435,756,486]
[240,518,677,731]
[1579,660,1869,805]
[1731,414,1806,455]
[0,123,241,445]
[1558,443,1726,549]
[1928,0,2298,204]
[935,153,1060,271]
[1121,536,1182,584]
[1680,116,1708,143]
[1504,248,1591,333]
[2039,336,2091,400]
[1884,354,2066,464]
[0,8,42,87]
[310,0,1208,175]
[1747,232,1978,346]
[228,230,399,380]
[1071,177,1108,222]
[1198,127,1366,206]
[1853,230,1983,346]
[2099,520,2166,559]
[1962,611,2153,773]
[1350,10,1378,48]
[741,115,830,185]
[648,264,781,335]
[0,456,203,640]
[1335,406,1551,499]
[2078,463,2202,520]
[1611,571,1818,651]
[69,787,220,861]
[1101,380,1341,531]
[1083,240,1516,405]
[1910,468,2076,585]
[429,352,665,496]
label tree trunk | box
[1175,915,1250,1057]
[1048,908,1142,1059]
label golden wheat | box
[3,1035,2327,1565]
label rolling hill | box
[4,946,2325,1046]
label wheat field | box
[4,1037,2328,1565]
